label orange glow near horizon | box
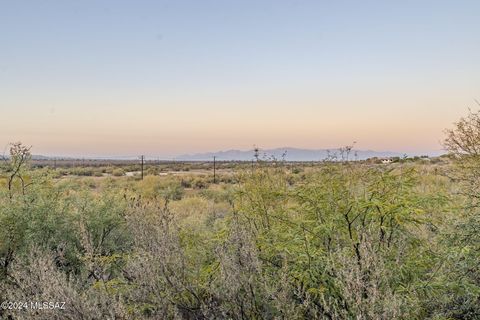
[0,88,473,157]
[1,1,478,157]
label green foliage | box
[0,144,479,319]
[137,176,184,201]
[112,168,125,176]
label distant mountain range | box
[12,148,443,162]
[177,147,411,161]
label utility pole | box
[140,155,144,180]
[213,156,216,184]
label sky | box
[1,0,479,158]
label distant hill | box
[12,148,443,162]
[31,155,52,160]
[176,147,407,161]
[1,155,77,160]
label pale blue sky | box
[1,0,479,157]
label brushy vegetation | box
[1,112,480,319]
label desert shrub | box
[227,164,437,318]
[93,170,103,177]
[2,137,479,319]
[180,178,192,188]
[138,176,184,201]
[112,168,125,176]
[291,167,303,174]
[146,167,159,176]
[217,174,237,184]
[192,177,208,189]
[429,108,480,318]
[1,247,128,320]
[72,167,90,176]
[123,203,209,319]
[198,186,234,204]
